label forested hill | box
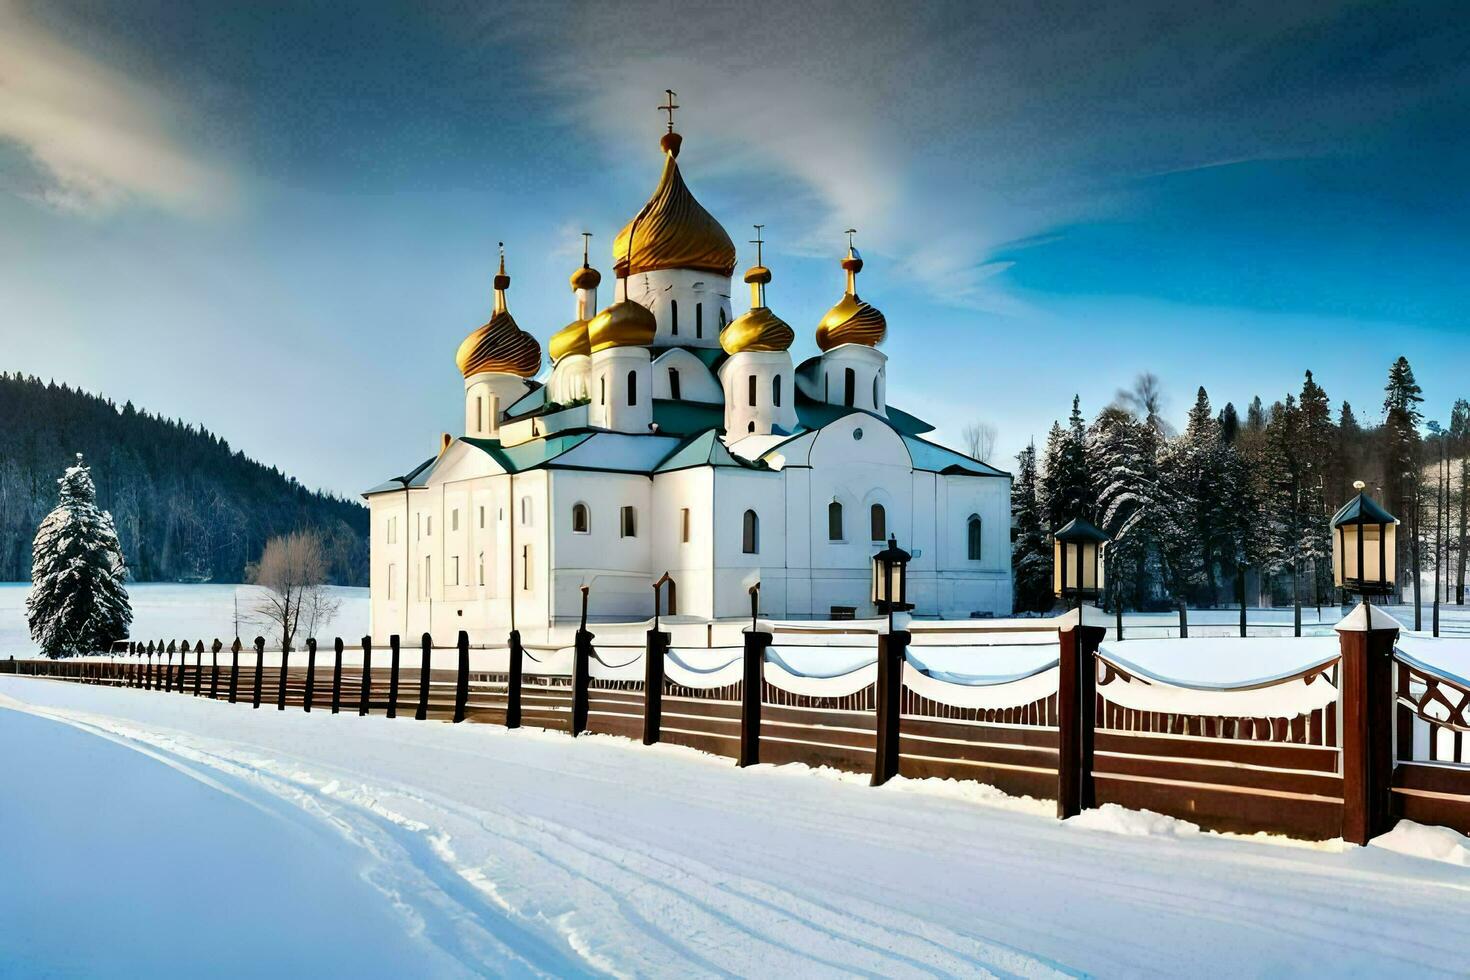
[0,373,367,585]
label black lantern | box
[1331,481,1398,597]
[1054,518,1108,604]
[871,535,912,616]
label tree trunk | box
[1459,457,1467,605]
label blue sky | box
[2,0,1467,497]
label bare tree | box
[1115,372,1172,437]
[247,530,340,652]
[962,421,998,463]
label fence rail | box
[6,610,1470,843]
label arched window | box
[520,496,532,526]
[872,375,880,409]
[719,308,727,328]
[742,509,759,554]
[670,299,679,335]
[627,370,637,406]
[870,504,886,542]
[668,367,681,400]
[477,552,485,587]
[967,514,983,561]
[571,503,589,534]
[843,368,856,407]
[600,375,606,405]
[748,374,758,407]
[696,302,703,338]
[828,500,844,541]
[620,505,637,538]
[747,420,756,433]
[772,375,782,407]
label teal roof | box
[503,384,547,420]
[902,435,1009,477]
[362,456,435,496]
[652,399,724,437]
[1055,517,1109,542]
[792,396,934,437]
[652,345,725,371]
[1331,491,1398,527]
[462,433,592,472]
[655,430,761,473]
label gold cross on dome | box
[750,224,765,266]
[659,89,679,132]
[845,228,857,251]
[581,231,592,265]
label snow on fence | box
[7,607,1470,843]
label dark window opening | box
[668,367,681,400]
[828,500,843,541]
[870,504,886,542]
[844,368,856,407]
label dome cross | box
[750,224,765,266]
[659,89,679,133]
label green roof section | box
[1331,490,1399,527]
[462,433,593,473]
[902,434,1009,478]
[1055,517,1109,542]
[503,384,547,420]
[792,396,935,437]
[362,455,435,496]
[654,429,762,473]
[652,399,724,437]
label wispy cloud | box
[0,0,232,217]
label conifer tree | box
[1383,357,1424,596]
[1041,396,1094,532]
[26,455,132,658]
[1091,406,1163,612]
[1010,441,1052,612]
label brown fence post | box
[452,631,469,723]
[387,634,401,719]
[415,633,431,721]
[210,640,222,699]
[304,637,317,712]
[643,627,668,745]
[1057,610,1107,819]
[145,643,154,689]
[739,628,771,768]
[872,628,909,787]
[505,630,523,729]
[277,644,289,711]
[359,636,373,716]
[251,637,265,708]
[1178,599,1189,639]
[228,639,241,702]
[193,641,203,696]
[571,628,593,737]
[331,638,343,714]
[1339,602,1399,845]
[165,641,175,692]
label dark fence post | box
[331,638,343,714]
[228,640,240,703]
[359,636,373,716]
[452,631,469,723]
[387,634,401,719]
[872,628,909,787]
[571,627,593,737]
[1177,599,1189,639]
[415,633,431,721]
[209,640,221,699]
[144,646,153,689]
[1057,611,1107,819]
[251,637,265,709]
[642,627,668,745]
[193,642,203,696]
[277,643,290,710]
[505,630,523,729]
[165,641,175,693]
[304,638,317,712]
[740,628,771,767]
[1339,603,1399,845]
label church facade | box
[365,114,1012,640]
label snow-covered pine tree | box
[1040,396,1095,532]
[1383,356,1424,596]
[1090,405,1163,611]
[26,454,132,658]
[1296,371,1336,601]
[1011,441,1052,612]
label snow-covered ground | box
[2,677,1467,977]
[0,583,369,657]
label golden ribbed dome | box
[588,298,657,353]
[549,319,591,361]
[570,264,601,291]
[611,135,736,278]
[721,307,793,354]
[816,243,886,351]
[455,249,542,377]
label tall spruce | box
[1296,371,1336,601]
[1091,406,1163,611]
[26,455,133,658]
[1451,399,1469,603]
[1010,441,1052,612]
[1041,396,1094,532]
[1383,357,1424,595]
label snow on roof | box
[902,435,1009,477]
[654,430,753,473]
[361,456,435,496]
[543,432,686,474]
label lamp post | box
[871,536,912,632]
[1331,480,1399,604]
[1053,518,1108,612]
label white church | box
[365,108,1012,640]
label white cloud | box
[0,1,232,217]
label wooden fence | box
[5,608,1469,843]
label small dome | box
[743,265,772,285]
[455,249,542,377]
[549,319,591,361]
[816,243,886,351]
[570,264,602,291]
[612,134,736,278]
[588,297,657,353]
[721,307,793,354]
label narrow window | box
[621,505,637,538]
[873,376,880,408]
[426,515,432,536]
[680,508,691,543]
[668,367,681,400]
[748,374,757,407]
[479,506,485,529]
[719,308,727,328]
[572,502,589,534]
[521,545,531,587]
[487,395,499,431]
[695,302,703,338]
[449,555,460,586]
[670,299,679,335]
[520,496,531,525]
[628,370,637,406]
[600,375,606,405]
[742,510,760,554]
[387,564,396,600]
[423,555,431,598]
[828,500,844,541]
[870,504,886,542]
[416,514,421,541]
[844,368,856,407]
[824,375,830,401]
[773,375,782,407]
[476,396,483,431]
[748,420,756,433]
[967,515,983,561]
[477,553,485,587]
[451,509,459,532]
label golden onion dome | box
[611,133,736,278]
[721,307,793,354]
[455,248,542,378]
[549,319,591,361]
[570,264,602,291]
[816,242,886,351]
[588,297,657,353]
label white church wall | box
[652,467,715,619]
[651,349,723,404]
[711,469,787,619]
[589,347,653,433]
[626,269,731,348]
[548,470,655,622]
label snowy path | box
[2,677,1468,977]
